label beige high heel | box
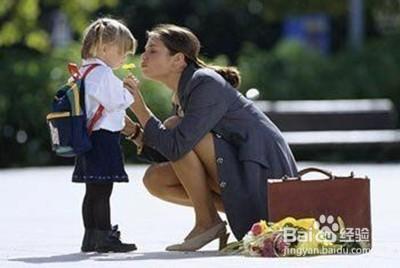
[218,231,230,251]
[166,221,230,252]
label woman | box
[123,24,298,251]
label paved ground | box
[1,162,399,267]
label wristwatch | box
[125,124,143,154]
[125,124,141,141]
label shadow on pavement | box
[96,250,228,261]
[9,253,93,263]
[8,250,231,264]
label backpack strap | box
[68,63,81,81]
[87,105,104,135]
[79,64,105,135]
[68,63,98,80]
[81,64,99,80]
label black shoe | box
[81,229,96,252]
[94,227,137,253]
[81,225,123,252]
[110,224,121,240]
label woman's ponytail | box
[195,58,241,89]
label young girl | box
[72,18,137,253]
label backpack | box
[46,63,104,157]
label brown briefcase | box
[267,167,372,247]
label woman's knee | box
[142,165,160,195]
[163,115,181,129]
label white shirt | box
[80,58,134,132]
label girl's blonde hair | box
[81,18,137,59]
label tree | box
[0,0,117,52]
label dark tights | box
[82,183,113,230]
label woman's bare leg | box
[169,149,222,239]
[161,116,221,195]
[143,163,224,212]
[192,132,220,195]
[142,116,224,239]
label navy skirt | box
[72,129,129,183]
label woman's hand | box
[123,75,153,126]
[122,115,139,136]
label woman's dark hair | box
[147,24,241,89]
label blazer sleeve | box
[142,75,228,161]
[136,145,169,163]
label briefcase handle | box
[298,167,334,179]
[289,167,356,181]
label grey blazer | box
[141,63,298,240]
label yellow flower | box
[271,217,316,231]
[122,63,136,72]
[271,217,297,230]
[259,220,269,234]
[295,218,317,230]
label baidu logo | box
[315,214,341,242]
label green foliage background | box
[239,37,400,103]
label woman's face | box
[140,37,176,81]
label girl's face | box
[98,43,128,69]
[140,37,177,81]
